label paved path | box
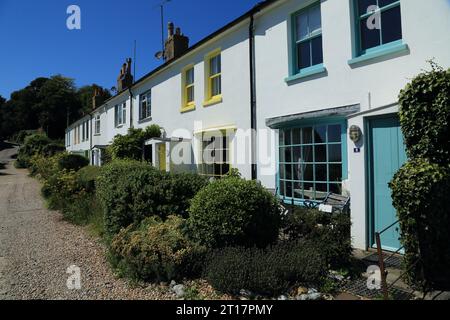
[0,143,173,300]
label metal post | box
[375,232,389,300]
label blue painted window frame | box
[289,2,325,78]
[276,118,348,206]
[352,0,403,57]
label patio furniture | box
[304,192,350,214]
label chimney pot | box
[168,22,174,38]
[175,27,181,35]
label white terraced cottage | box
[65,0,450,252]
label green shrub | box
[204,240,327,296]
[58,153,89,172]
[42,169,81,210]
[77,165,102,192]
[187,177,281,249]
[97,160,208,238]
[16,134,64,168]
[110,215,206,282]
[398,64,450,165]
[281,207,352,269]
[109,126,161,161]
[29,154,59,179]
[62,193,104,226]
[390,159,450,290]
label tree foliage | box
[0,77,111,140]
[108,126,162,161]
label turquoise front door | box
[368,116,407,252]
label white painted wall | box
[254,0,450,249]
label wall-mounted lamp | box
[349,125,362,143]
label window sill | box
[115,125,124,129]
[181,104,196,113]
[203,95,223,107]
[348,42,409,66]
[285,64,327,83]
[138,117,153,124]
[94,134,101,137]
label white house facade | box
[65,0,450,252]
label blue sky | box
[0,0,261,99]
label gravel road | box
[0,143,174,300]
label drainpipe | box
[128,88,134,129]
[249,13,258,181]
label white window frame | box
[139,90,152,121]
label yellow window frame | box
[181,64,196,113]
[203,48,223,107]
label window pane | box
[315,183,328,200]
[302,127,313,144]
[280,181,285,196]
[328,124,341,142]
[314,126,327,144]
[210,55,221,75]
[315,164,327,182]
[302,163,314,181]
[279,130,285,146]
[284,129,292,145]
[328,144,342,162]
[187,86,195,103]
[329,164,342,183]
[303,182,314,200]
[279,165,285,180]
[311,36,323,66]
[297,41,311,70]
[302,146,313,162]
[309,5,321,35]
[211,75,221,96]
[186,68,194,85]
[293,146,301,163]
[379,0,398,8]
[293,163,301,181]
[286,181,293,198]
[358,0,377,15]
[360,17,381,50]
[293,182,303,199]
[381,5,402,44]
[330,183,342,195]
[285,164,292,180]
[285,147,292,162]
[292,128,301,145]
[296,12,309,41]
[315,145,327,163]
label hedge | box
[110,216,206,282]
[390,159,450,290]
[281,207,353,269]
[398,64,449,164]
[96,160,208,238]
[58,153,89,172]
[187,177,282,249]
[204,240,327,296]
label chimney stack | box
[116,58,134,92]
[164,22,189,61]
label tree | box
[35,75,80,139]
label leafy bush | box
[16,134,64,168]
[187,177,281,249]
[204,240,327,296]
[77,166,102,193]
[398,63,450,165]
[58,153,89,172]
[97,160,208,237]
[390,159,450,290]
[42,169,81,210]
[108,126,161,161]
[29,154,61,180]
[281,207,352,269]
[110,215,206,282]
